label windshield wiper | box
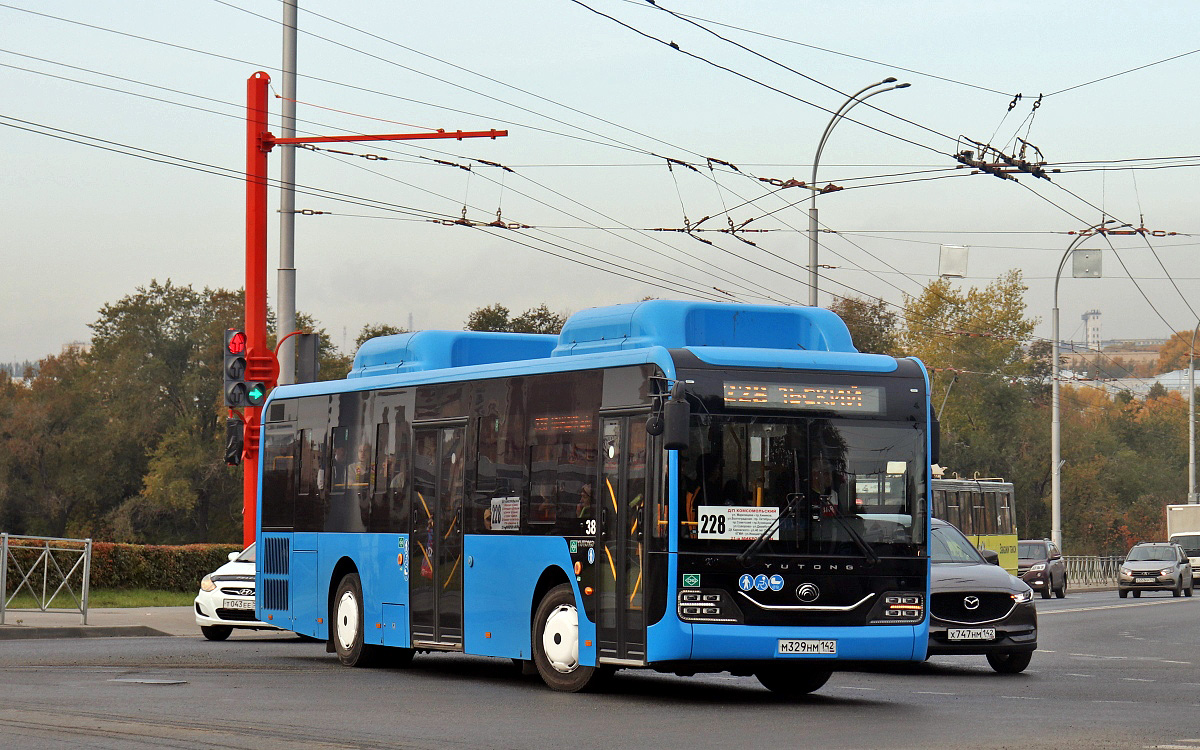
[817,499,881,566]
[736,493,805,564]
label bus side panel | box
[291,546,320,638]
[319,533,409,647]
[646,550,693,662]
[688,623,924,662]
[463,535,595,664]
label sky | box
[3,0,1198,364]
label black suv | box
[1017,539,1068,599]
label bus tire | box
[755,666,832,696]
[532,584,604,692]
[333,572,383,668]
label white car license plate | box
[778,639,836,655]
[224,599,255,610]
[1135,577,1156,584]
[948,628,996,641]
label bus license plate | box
[778,639,836,655]
[1135,577,1155,584]
[948,628,995,641]
[224,599,255,610]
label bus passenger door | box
[410,422,466,649]
[596,413,648,665]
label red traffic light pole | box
[241,71,507,547]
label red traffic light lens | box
[226,330,247,355]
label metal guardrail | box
[1064,555,1122,588]
[1,533,92,625]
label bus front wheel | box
[532,584,607,692]
[755,666,832,696]
[333,572,384,667]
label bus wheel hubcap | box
[337,591,359,651]
[542,603,579,673]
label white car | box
[194,543,281,640]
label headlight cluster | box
[1119,566,1131,575]
[1012,588,1034,603]
[882,594,924,620]
[200,575,216,592]
[1029,562,1046,572]
[1160,567,1175,576]
[677,590,742,623]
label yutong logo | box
[796,583,820,602]
[963,595,980,610]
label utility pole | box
[277,0,299,386]
[239,71,507,547]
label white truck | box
[1166,504,1200,569]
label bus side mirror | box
[663,384,690,451]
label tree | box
[465,303,566,334]
[465,304,512,332]
[1156,330,1198,374]
[828,296,899,355]
[355,323,407,350]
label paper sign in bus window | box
[697,505,779,540]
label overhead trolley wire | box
[565,0,953,159]
[615,0,1016,97]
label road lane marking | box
[1065,673,1093,677]
[1123,678,1156,682]
[1092,700,1136,704]
[836,686,877,691]
[916,691,955,695]
[1042,600,1195,615]
[1001,696,1041,700]
[1162,660,1193,664]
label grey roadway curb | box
[0,626,171,640]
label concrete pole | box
[277,0,299,384]
[1191,323,1199,502]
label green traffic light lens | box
[247,383,267,405]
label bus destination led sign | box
[723,382,885,415]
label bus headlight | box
[869,593,924,624]
[677,589,743,624]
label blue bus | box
[255,300,934,694]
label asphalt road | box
[0,589,1196,749]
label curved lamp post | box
[1051,219,1123,549]
[807,78,910,306]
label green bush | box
[4,541,242,594]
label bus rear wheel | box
[532,584,606,692]
[333,572,385,667]
[754,666,832,696]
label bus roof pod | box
[550,300,858,357]
[350,330,557,378]
[348,301,859,378]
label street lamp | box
[807,78,910,306]
[1051,220,1119,550]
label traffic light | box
[223,329,249,408]
[244,380,268,406]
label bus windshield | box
[678,415,925,558]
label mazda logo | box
[963,595,980,610]
[796,583,820,603]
